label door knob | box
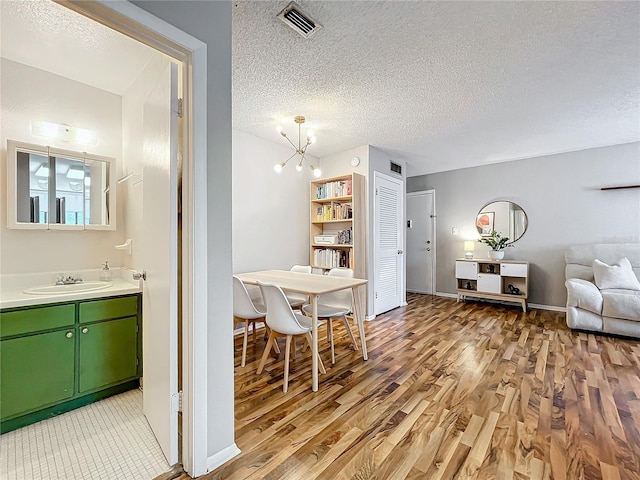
[82,327,89,334]
[66,332,73,338]
[427,248,431,252]
[133,270,147,281]
[398,250,403,254]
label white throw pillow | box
[592,257,640,290]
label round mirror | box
[476,201,528,243]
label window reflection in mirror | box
[16,149,49,224]
[52,154,85,225]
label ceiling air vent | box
[277,2,322,39]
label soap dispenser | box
[100,261,112,281]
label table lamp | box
[464,241,475,259]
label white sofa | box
[565,243,640,338]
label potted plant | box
[478,230,512,260]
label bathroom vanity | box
[0,274,141,433]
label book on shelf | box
[313,247,351,269]
[315,178,354,199]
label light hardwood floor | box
[190,294,640,480]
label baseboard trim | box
[365,314,376,321]
[207,443,241,473]
[529,303,567,313]
[435,292,457,299]
[435,292,566,312]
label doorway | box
[0,1,193,476]
[373,172,405,315]
[406,190,436,295]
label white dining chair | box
[286,265,312,309]
[233,275,276,367]
[257,281,326,393]
[302,267,359,364]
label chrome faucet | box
[56,274,83,285]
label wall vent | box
[390,161,402,175]
[277,2,322,38]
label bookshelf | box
[310,173,365,279]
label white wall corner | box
[206,443,241,473]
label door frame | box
[58,1,210,475]
[406,190,436,295]
[373,171,405,315]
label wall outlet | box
[452,227,460,235]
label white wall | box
[0,59,125,275]
[130,0,235,465]
[407,142,640,308]
[232,130,315,272]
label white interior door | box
[374,172,404,315]
[406,191,435,294]
[141,62,179,466]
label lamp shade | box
[464,241,475,251]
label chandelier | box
[273,115,321,177]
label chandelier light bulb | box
[309,136,317,144]
[311,165,322,178]
[296,160,303,171]
[274,162,284,173]
[276,126,283,134]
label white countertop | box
[0,268,142,309]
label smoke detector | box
[277,2,322,38]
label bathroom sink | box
[24,281,113,295]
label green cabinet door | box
[1,330,75,420]
[78,316,138,393]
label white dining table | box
[235,269,368,392]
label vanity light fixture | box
[35,163,49,178]
[31,121,98,146]
[273,115,321,177]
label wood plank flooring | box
[192,294,640,480]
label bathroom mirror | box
[7,140,115,230]
[476,201,527,243]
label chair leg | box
[343,315,359,351]
[257,332,275,374]
[284,335,292,393]
[305,332,326,374]
[292,337,297,359]
[241,319,250,367]
[252,320,257,344]
[266,326,281,354]
[328,319,335,364]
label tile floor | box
[0,389,171,480]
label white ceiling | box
[233,1,640,175]
[0,0,154,96]
[3,1,639,177]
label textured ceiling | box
[0,0,154,96]
[233,1,640,175]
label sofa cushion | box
[601,289,640,321]
[565,278,603,314]
[593,257,640,290]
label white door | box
[374,172,404,314]
[406,191,435,294]
[141,62,179,466]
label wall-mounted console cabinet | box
[0,294,141,433]
[455,259,529,312]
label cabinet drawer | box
[79,296,138,324]
[501,263,528,278]
[455,261,478,280]
[0,304,75,338]
[477,274,501,293]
